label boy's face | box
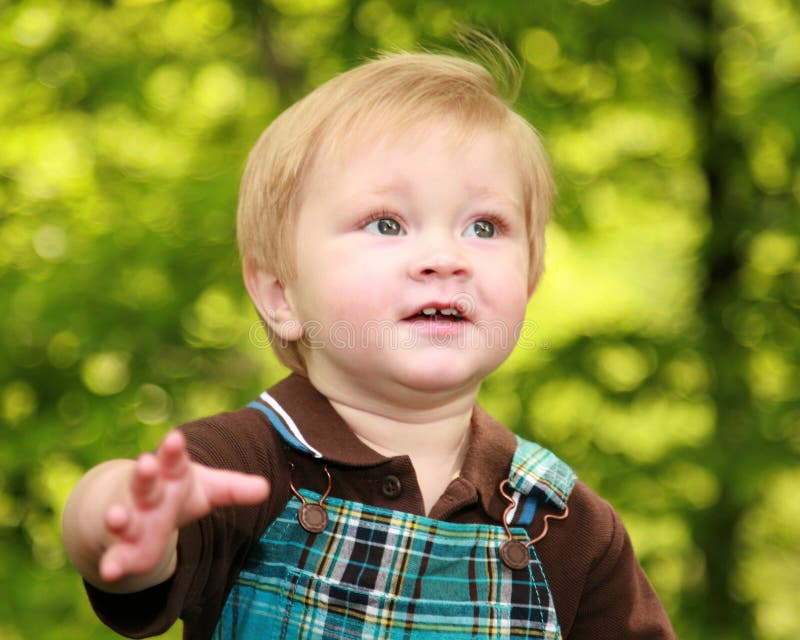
[281,122,532,402]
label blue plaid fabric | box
[213,439,575,639]
[508,437,575,511]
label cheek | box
[326,280,393,325]
[299,256,391,324]
[485,255,530,309]
[321,248,399,320]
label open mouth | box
[410,307,465,321]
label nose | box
[409,235,472,281]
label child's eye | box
[464,219,496,238]
[364,217,404,236]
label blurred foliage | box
[0,0,798,638]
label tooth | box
[422,308,437,316]
[440,308,454,315]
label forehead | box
[306,116,525,195]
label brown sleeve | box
[85,407,291,639]
[538,483,676,639]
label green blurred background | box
[1,0,799,638]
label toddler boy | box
[63,49,676,639]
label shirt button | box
[381,475,402,498]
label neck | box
[306,367,481,441]
[330,398,472,515]
[311,375,479,514]
[329,397,473,463]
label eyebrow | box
[468,186,523,212]
[362,177,412,198]
[340,179,522,212]
[335,178,412,210]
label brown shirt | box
[87,374,676,639]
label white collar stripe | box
[259,391,323,459]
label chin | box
[389,361,490,396]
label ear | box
[527,278,539,300]
[243,261,303,343]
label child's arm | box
[62,430,269,594]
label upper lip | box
[404,300,470,321]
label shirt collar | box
[263,374,517,517]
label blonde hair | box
[238,49,555,372]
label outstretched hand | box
[98,430,269,584]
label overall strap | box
[506,436,576,526]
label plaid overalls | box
[213,396,576,639]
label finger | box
[99,542,151,582]
[199,468,270,508]
[105,504,131,536]
[159,430,190,480]
[99,542,158,582]
[99,550,124,583]
[131,453,163,507]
